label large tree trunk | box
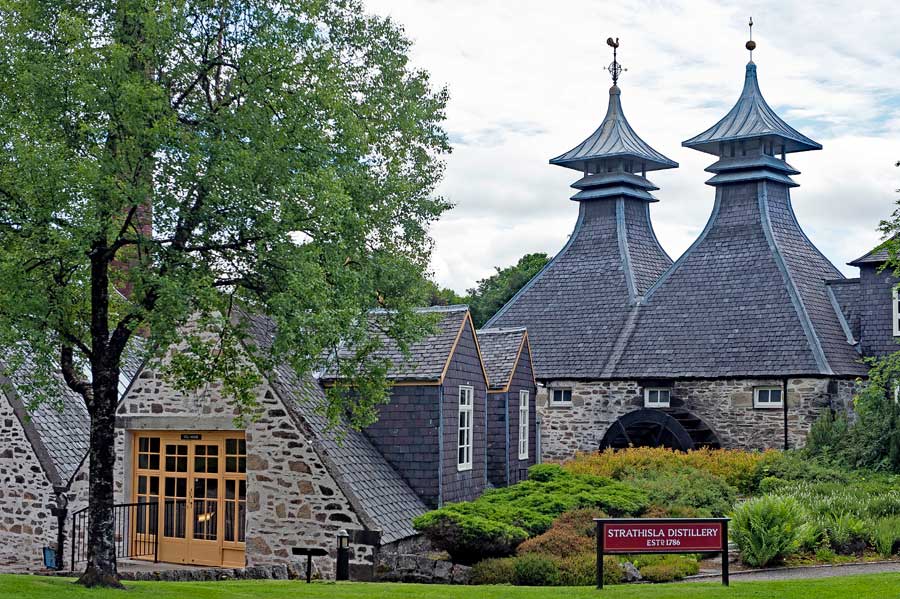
[77,368,123,588]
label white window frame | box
[518,390,530,460]
[457,386,473,471]
[550,388,573,407]
[644,388,671,408]
[754,386,784,409]
[893,287,900,337]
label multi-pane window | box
[518,390,529,460]
[458,386,474,471]
[644,388,671,408]
[138,437,161,470]
[754,387,783,408]
[224,437,247,543]
[893,288,900,337]
[550,388,572,406]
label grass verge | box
[1,573,898,599]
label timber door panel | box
[132,432,246,567]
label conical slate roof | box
[683,62,821,155]
[551,85,678,172]
[486,198,672,379]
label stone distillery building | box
[0,306,536,576]
[487,44,899,460]
[0,34,898,579]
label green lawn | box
[1,574,898,599]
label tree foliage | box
[0,0,448,584]
[464,252,549,328]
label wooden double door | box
[132,431,247,567]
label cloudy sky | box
[364,0,900,294]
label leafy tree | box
[421,278,466,307]
[0,0,448,586]
[467,253,549,328]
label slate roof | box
[684,62,821,156]
[2,341,145,486]
[321,305,470,383]
[551,85,678,173]
[241,312,427,544]
[477,328,527,391]
[849,237,895,266]
[486,198,673,379]
[827,279,861,345]
[605,181,866,378]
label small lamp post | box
[336,529,350,581]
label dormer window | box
[893,287,900,337]
[644,388,670,408]
[754,387,783,409]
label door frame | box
[131,430,247,567]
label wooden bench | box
[291,547,330,583]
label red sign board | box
[602,521,723,553]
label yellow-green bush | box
[564,447,770,493]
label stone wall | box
[0,396,57,572]
[68,351,371,578]
[536,377,858,460]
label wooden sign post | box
[595,517,730,589]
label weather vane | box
[606,37,626,85]
[746,17,756,60]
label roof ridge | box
[616,198,638,301]
[477,327,527,335]
[758,180,832,375]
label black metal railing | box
[70,502,159,571]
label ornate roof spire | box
[550,38,677,201]
[747,17,755,61]
[682,21,821,186]
[607,37,624,86]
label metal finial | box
[746,17,756,59]
[606,37,625,85]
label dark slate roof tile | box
[322,306,468,383]
[477,328,526,390]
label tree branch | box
[60,345,92,398]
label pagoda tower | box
[487,39,678,379]
[607,36,865,380]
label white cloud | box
[366,0,900,292]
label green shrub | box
[730,495,803,567]
[819,511,868,554]
[470,557,516,585]
[528,463,566,482]
[517,508,603,558]
[512,553,560,586]
[795,520,827,552]
[637,555,700,583]
[872,517,900,558]
[625,467,736,517]
[805,411,850,459]
[411,511,528,563]
[414,471,646,562]
[751,451,851,491]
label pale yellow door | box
[132,432,247,567]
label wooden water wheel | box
[599,408,721,451]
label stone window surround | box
[753,386,784,409]
[643,387,671,408]
[518,390,529,460]
[457,385,473,472]
[548,387,573,408]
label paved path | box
[687,560,900,582]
